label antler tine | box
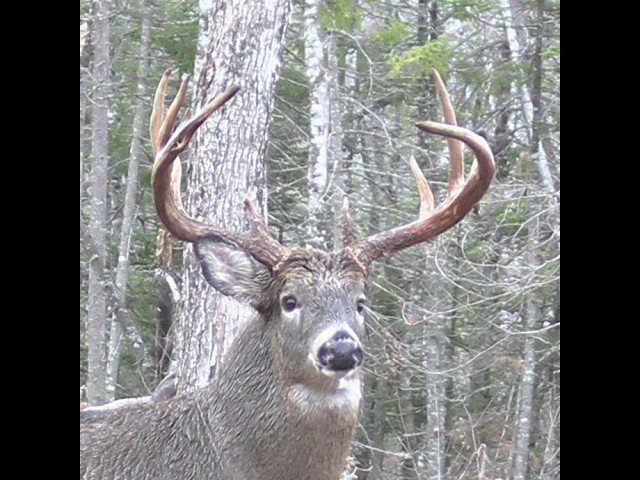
[342,158,435,248]
[150,70,190,216]
[150,70,191,156]
[409,155,435,216]
[150,73,289,268]
[349,71,495,264]
[431,69,465,196]
[150,69,171,156]
[341,197,359,247]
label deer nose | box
[317,331,363,371]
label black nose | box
[317,331,363,371]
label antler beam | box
[150,70,290,267]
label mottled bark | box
[500,3,558,476]
[539,364,560,480]
[502,0,557,198]
[422,315,448,479]
[412,238,450,480]
[511,222,539,480]
[176,0,290,393]
[86,0,110,406]
[155,252,177,383]
[304,0,332,248]
[329,36,345,249]
[528,0,556,198]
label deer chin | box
[318,364,361,380]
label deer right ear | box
[195,236,272,310]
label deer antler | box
[344,69,495,264]
[150,70,290,267]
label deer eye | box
[281,295,298,312]
[356,298,366,314]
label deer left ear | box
[195,236,272,310]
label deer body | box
[80,69,494,480]
[82,327,360,480]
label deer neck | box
[207,318,361,480]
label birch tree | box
[109,0,154,388]
[500,1,559,477]
[86,0,111,406]
[304,0,332,248]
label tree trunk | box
[175,0,291,393]
[502,0,557,200]
[329,36,346,249]
[80,19,89,390]
[502,2,558,475]
[154,251,178,383]
[511,221,538,480]
[80,20,88,239]
[86,0,110,406]
[304,0,332,248]
[108,0,154,390]
[417,239,449,480]
[539,363,560,480]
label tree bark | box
[304,0,332,248]
[175,0,291,393]
[329,36,346,249]
[86,0,110,406]
[539,364,560,480]
[511,220,539,480]
[108,0,154,391]
[528,0,557,198]
[417,239,449,480]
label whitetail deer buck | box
[80,68,494,480]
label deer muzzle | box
[317,330,363,374]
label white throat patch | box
[287,376,362,413]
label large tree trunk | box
[86,0,111,406]
[175,0,291,393]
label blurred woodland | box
[80,1,559,478]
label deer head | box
[150,68,493,373]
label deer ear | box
[194,236,272,310]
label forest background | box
[79,0,560,479]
